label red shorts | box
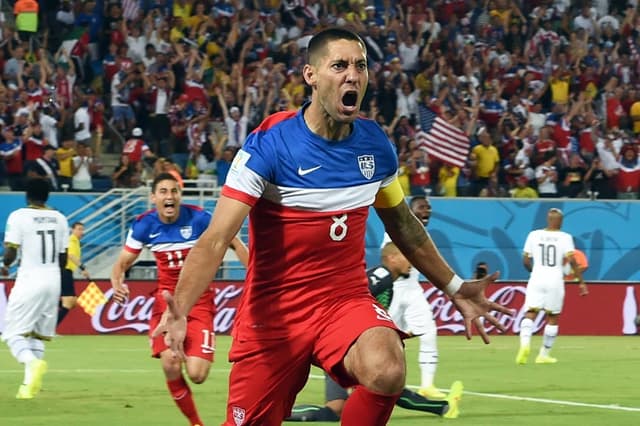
[149,304,215,361]
[223,295,403,426]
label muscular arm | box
[374,178,456,291]
[230,235,249,268]
[111,250,140,285]
[174,195,251,317]
[376,202,455,291]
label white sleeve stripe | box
[225,167,267,199]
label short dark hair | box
[307,27,366,66]
[71,221,84,229]
[151,172,179,192]
[409,196,429,209]
[25,178,50,204]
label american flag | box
[416,104,470,168]
[122,0,141,21]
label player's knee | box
[358,350,405,394]
[161,356,182,377]
[187,370,209,384]
[371,358,405,394]
[186,363,210,384]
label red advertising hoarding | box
[0,281,638,336]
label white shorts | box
[1,269,61,341]
[524,278,565,315]
[388,277,436,336]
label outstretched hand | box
[151,290,187,361]
[451,271,514,344]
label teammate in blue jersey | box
[156,28,510,425]
[111,173,248,426]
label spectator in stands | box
[56,139,76,190]
[559,153,587,198]
[110,61,137,135]
[25,145,60,191]
[511,175,539,199]
[112,153,141,189]
[615,143,640,200]
[535,151,559,198]
[0,125,25,191]
[471,126,500,196]
[122,127,155,173]
[72,142,94,192]
[73,96,92,147]
[217,86,251,150]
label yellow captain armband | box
[5,243,19,249]
[373,177,405,209]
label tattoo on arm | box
[376,203,429,255]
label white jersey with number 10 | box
[523,229,574,283]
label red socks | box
[167,376,203,426]
[341,385,400,426]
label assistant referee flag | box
[77,282,108,316]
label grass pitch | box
[1,335,639,426]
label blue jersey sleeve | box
[129,215,151,245]
[241,131,277,182]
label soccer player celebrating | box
[156,28,510,425]
[1,179,70,399]
[110,173,248,426]
[516,208,589,365]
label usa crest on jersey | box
[180,226,192,239]
[358,154,375,179]
[232,406,246,425]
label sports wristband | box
[445,274,464,296]
[79,264,86,271]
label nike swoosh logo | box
[149,232,161,238]
[297,165,322,176]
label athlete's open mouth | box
[342,91,358,107]
[164,201,175,208]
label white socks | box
[29,338,45,360]
[418,332,438,388]
[6,335,40,385]
[540,324,559,356]
[519,318,534,347]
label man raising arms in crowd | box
[157,28,510,425]
[110,173,248,426]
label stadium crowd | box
[0,0,639,199]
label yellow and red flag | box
[77,281,108,316]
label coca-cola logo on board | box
[425,285,546,335]
[91,285,244,334]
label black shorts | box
[325,374,349,402]
[61,268,76,297]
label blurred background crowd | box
[0,0,639,200]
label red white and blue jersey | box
[124,205,211,298]
[222,106,398,339]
